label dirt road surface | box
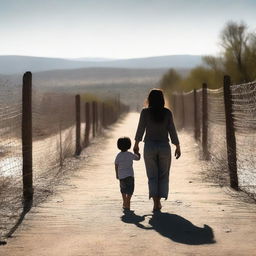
[1,113,256,256]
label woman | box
[134,89,181,211]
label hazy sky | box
[0,0,255,59]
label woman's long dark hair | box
[147,89,165,122]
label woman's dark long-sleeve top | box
[135,108,179,145]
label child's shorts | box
[119,176,134,195]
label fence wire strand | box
[231,81,256,197]
[1,76,127,238]
[171,81,256,198]
[207,87,229,183]
[183,92,195,131]
[0,80,23,237]
[32,88,76,176]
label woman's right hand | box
[133,141,139,155]
[175,145,181,159]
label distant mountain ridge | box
[73,57,114,62]
[0,55,203,74]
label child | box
[115,137,140,210]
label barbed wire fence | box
[0,78,23,240]
[231,81,256,196]
[0,72,129,239]
[170,75,256,200]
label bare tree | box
[220,21,250,82]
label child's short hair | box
[117,137,131,151]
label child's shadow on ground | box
[121,210,215,245]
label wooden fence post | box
[95,102,98,133]
[85,102,91,146]
[106,104,110,126]
[181,92,185,129]
[202,83,209,160]
[75,94,81,156]
[102,103,105,128]
[98,102,102,134]
[172,93,177,122]
[223,75,239,190]
[92,101,96,137]
[180,92,185,129]
[22,71,33,201]
[193,89,200,140]
[59,120,63,167]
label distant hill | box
[73,57,113,62]
[0,56,92,75]
[0,66,190,110]
[33,67,168,87]
[0,55,203,74]
[103,55,203,69]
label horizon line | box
[0,54,205,61]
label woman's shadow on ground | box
[121,210,215,245]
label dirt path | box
[1,113,256,256]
